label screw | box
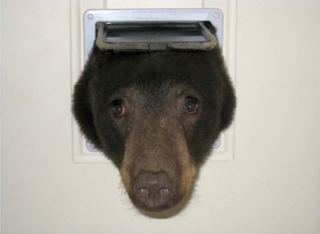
[87,13,94,20]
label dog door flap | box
[96,22,218,51]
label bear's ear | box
[219,80,236,132]
[72,71,101,149]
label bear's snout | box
[132,170,176,211]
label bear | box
[72,36,236,213]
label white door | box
[2,0,320,233]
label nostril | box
[159,188,172,202]
[136,187,150,201]
[159,188,170,195]
[137,187,149,195]
[159,188,169,193]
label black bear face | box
[73,45,236,213]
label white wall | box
[1,0,320,233]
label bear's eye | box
[112,104,126,117]
[185,98,199,114]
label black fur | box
[73,45,236,167]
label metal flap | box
[95,22,218,51]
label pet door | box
[80,9,227,159]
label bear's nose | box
[132,171,174,211]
